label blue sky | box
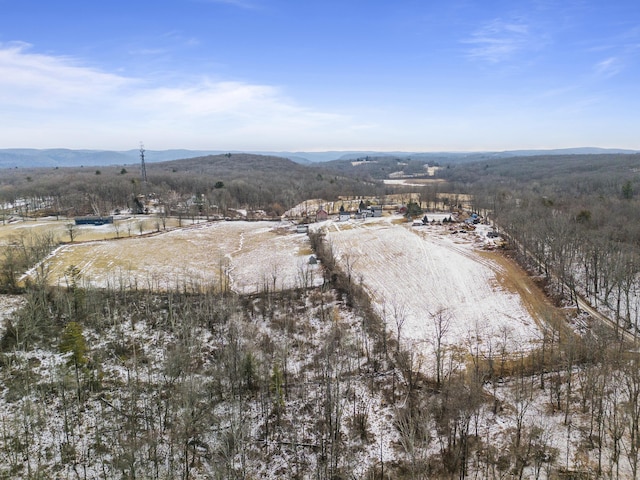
[1,0,639,151]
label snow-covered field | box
[36,221,321,293]
[321,215,544,357]
[14,213,549,355]
[20,214,546,358]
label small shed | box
[316,208,329,221]
[370,206,382,217]
[339,212,351,222]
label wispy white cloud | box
[160,30,201,48]
[0,42,134,107]
[0,43,351,149]
[594,56,623,78]
[463,18,533,63]
[582,24,640,79]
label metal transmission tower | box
[139,143,148,183]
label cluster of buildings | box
[313,202,383,223]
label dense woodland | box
[2,153,640,478]
[0,154,381,220]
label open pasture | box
[0,216,186,245]
[32,220,320,293]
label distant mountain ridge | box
[0,147,636,169]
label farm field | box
[0,215,185,245]
[321,215,556,359]
[19,213,558,357]
[31,220,321,293]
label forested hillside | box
[0,154,377,219]
[4,153,640,478]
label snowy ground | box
[33,221,322,294]
[0,295,25,338]
[3,213,634,477]
[320,215,544,359]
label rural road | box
[576,295,638,344]
[501,226,639,346]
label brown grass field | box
[19,219,320,293]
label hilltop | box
[0,147,636,169]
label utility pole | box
[139,142,148,183]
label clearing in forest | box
[322,215,554,358]
[33,221,321,293]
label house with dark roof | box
[74,216,114,225]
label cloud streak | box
[594,56,623,78]
[0,42,134,107]
[0,43,351,149]
[464,18,533,63]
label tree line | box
[444,154,640,339]
[0,154,379,219]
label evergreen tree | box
[404,201,423,219]
[59,321,87,368]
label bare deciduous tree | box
[431,307,451,387]
[66,222,79,242]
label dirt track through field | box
[413,224,567,336]
[479,250,566,333]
